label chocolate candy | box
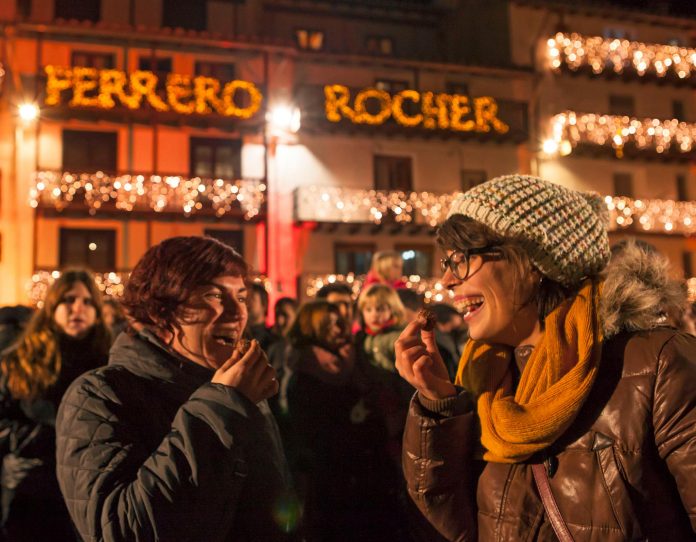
[418,308,436,331]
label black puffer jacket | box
[56,331,294,542]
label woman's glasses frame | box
[440,246,502,281]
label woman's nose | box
[442,268,460,289]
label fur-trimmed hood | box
[600,240,687,338]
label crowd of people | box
[0,174,694,541]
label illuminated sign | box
[44,65,263,119]
[324,84,509,133]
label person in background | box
[0,270,110,541]
[272,297,298,339]
[364,250,407,290]
[316,282,355,326]
[396,175,696,541]
[282,300,408,542]
[101,297,128,339]
[681,300,696,336]
[357,284,406,374]
[248,282,277,351]
[429,302,467,380]
[0,306,33,353]
[397,288,425,324]
[55,236,294,542]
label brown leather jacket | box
[403,246,696,541]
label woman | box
[281,300,408,542]
[55,236,294,541]
[0,269,111,541]
[364,250,407,290]
[396,175,696,541]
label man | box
[316,283,354,325]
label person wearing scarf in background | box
[396,175,696,541]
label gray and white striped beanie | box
[447,174,610,286]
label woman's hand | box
[212,340,279,403]
[395,316,456,401]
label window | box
[683,251,693,278]
[673,100,685,121]
[446,82,470,96]
[138,56,172,76]
[162,0,207,31]
[295,29,325,51]
[71,51,115,69]
[374,155,413,191]
[366,36,394,56]
[62,130,117,172]
[613,172,633,198]
[190,137,242,179]
[195,61,236,82]
[205,229,244,255]
[59,228,116,272]
[461,170,487,191]
[335,243,375,275]
[609,95,635,117]
[396,244,434,277]
[677,173,689,201]
[375,80,408,93]
[55,0,100,22]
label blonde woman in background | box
[365,250,407,290]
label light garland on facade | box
[305,273,454,303]
[45,66,263,119]
[548,32,696,79]
[296,185,457,227]
[549,111,696,158]
[298,185,696,236]
[30,171,266,219]
[29,270,270,306]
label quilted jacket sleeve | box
[653,332,696,532]
[56,370,283,542]
[402,391,478,542]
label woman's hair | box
[1,269,111,401]
[357,284,406,326]
[437,214,577,325]
[122,236,249,333]
[286,300,348,351]
[370,250,403,281]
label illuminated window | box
[366,36,394,56]
[59,228,116,272]
[295,29,325,51]
[190,137,242,179]
[396,244,434,277]
[374,155,412,191]
[335,243,375,275]
[71,51,115,69]
[62,130,117,173]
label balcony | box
[31,170,266,220]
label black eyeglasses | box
[440,246,501,281]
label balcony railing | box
[31,170,266,219]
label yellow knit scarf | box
[455,280,603,463]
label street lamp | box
[267,104,301,134]
[18,102,39,123]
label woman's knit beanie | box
[447,174,610,286]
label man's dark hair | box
[250,283,269,311]
[397,289,424,312]
[274,297,298,318]
[316,283,353,299]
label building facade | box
[0,0,694,309]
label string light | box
[548,32,696,79]
[305,273,454,303]
[549,111,696,157]
[605,195,696,235]
[31,171,266,219]
[29,271,270,306]
[296,185,457,227]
